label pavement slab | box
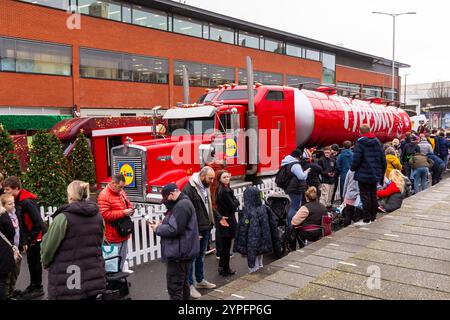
[335,258,450,293]
[265,270,315,288]
[245,279,300,300]
[311,269,450,300]
[367,240,450,261]
[289,283,379,300]
[352,248,450,276]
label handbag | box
[111,194,134,237]
[102,242,121,273]
[0,230,22,264]
[111,216,133,237]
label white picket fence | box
[40,178,284,268]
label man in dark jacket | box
[351,124,387,226]
[3,176,46,299]
[426,153,445,186]
[149,184,200,300]
[435,132,450,168]
[401,136,420,178]
[182,166,218,299]
[318,146,337,208]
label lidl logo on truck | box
[226,138,238,158]
[119,162,135,188]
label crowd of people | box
[0,124,449,301]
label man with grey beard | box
[183,166,219,299]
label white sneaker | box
[354,221,371,227]
[190,285,202,299]
[122,261,134,274]
[195,279,216,289]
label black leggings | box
[219,237,232,271]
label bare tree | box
[427,82,450,98]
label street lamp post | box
[372,11,416,101]
[404,73,410,107]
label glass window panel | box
[265,38,284,54]
[337,82,361,96]
[286,44,303,58]
[79,0,120,19]
[305,48,320,61]
[132,6,168,31]
[21,0,69,10]
[121,55,167,84]
[173,15,202,38]
[122,4,131,23]
[0,38,16,72]
[262,72,283,85]
[238,31,259,49]
[15,40,71,76]
[202,22,209,39]
[363,86,382,98]
[209,24,234,44]
[383,89,397,100]
[287,75,320,86]
[209,65,234,87]
[322,52,335,84]
[174,61,202,87]
[80,48,120,80]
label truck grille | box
[111,146,146,202]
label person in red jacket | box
[98,174,134,272]
[377,170,405,213]
[3,176,46,300]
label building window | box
[287,75,321,87]
[78,0,121,21]
[239,69,283,85]
[238,31,260,49]
[363,85,383,98]
[264,38,284,54]
[337,82,361,96]
[132,5,168,31]
[174,61,234,88]
[383,88,397,101]
[305,48,320,61]
[209,24,235,44]
[122,3,132,23]
[21,0,70,10]
[202,22,210,39]
[0,37,71,76]
[80,48,168,84]
[322,52,335,84]
[173,15,203,38]
[286,44,303,58]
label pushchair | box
[100,250,131,300]
[266,193,292,256]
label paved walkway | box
[202,175,450,300]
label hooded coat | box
[233,187,281,268]
[351,134,387,185]
[280,155,308,195]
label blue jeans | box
[287,193,303,227]
[413,167,429,194]
[188,228,210,285]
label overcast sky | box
[176,0,447,85]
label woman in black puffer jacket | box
[0,209,15,300]
[215,170,240,277]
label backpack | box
[275,162,298,190]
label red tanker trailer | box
[108,81,410,203]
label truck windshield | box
[197,91,218,103]
[168,117,215,136]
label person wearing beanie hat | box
[148,183,199,300]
